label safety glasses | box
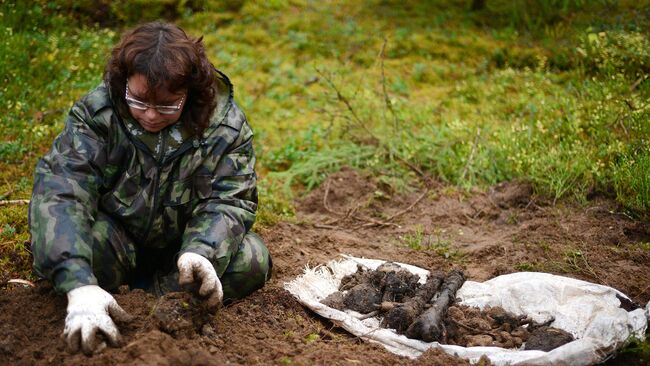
[125,82,185,115]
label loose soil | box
[1,167,649,365]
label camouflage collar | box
[202,69,234,140]
[120,115,193,161]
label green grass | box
[399,225,461,260]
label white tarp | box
[284,255,648,366]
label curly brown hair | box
[104,21,217,135]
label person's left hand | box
[177,252,223,310]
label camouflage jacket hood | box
[30,70,259,293]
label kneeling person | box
[29,22,272,355]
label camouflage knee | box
[90,212,137,291]
[220,231,272,302]
[148,231,271,300]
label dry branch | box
[379,38,400,131]
[381,271,445,332]
[316,68,436,189]
[359,189,429,228]
[0,199,30,206]
[406,269,466,342]
[322,180,339,216]
[313,223,340,230]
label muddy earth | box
[1,167,649,365]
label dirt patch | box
[1,168,649,365]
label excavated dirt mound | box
[1,167,649,365]
[321,264,573,350]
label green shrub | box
[611,152,650,214]
[577,30,650,78]
[0,141,28,163]
[473,0,614,32]
[491,47,543,70]
[268,143,377,194]
[254,178,295,228]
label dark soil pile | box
[322,262,425,314]
[322,264,573,351]
[1,168,648,365]
[445,305,573,350]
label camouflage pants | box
[91,212,272,302]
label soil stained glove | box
[177,252,223,310]
[63,285,133,355]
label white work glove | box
[63,285,132,355]
[177,252,223,310]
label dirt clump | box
[322,262,430,314]
[323,262,424,314]
[149,291,215,339]
[490,181,534,208]
[446,305,573,350]
[524,326,575,351]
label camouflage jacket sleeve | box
[179,119,258,277]
[30,101,107,293]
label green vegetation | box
[399,225,461,259]
[2,1,650,277]
[401,225,428,250]
[278,355,293,365]
[607,335,650,365]
[304,333,320,344]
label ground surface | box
[1,168,649,365]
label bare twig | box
[318,68,367,128]
[612,114,629,136]
[343,204,361,220]
[0,199,30,206]
[575,242,605,285]
[618,119,629,136]
[386,189,428,221]
[317,68,436,188]
[449,318,502,339]
[322,180,340,216]
[313,223,340,230]
[315,53,438,230]
[319,180,367,226]
[356,215,401,229]
[630,74,648,91]
[636,283,650,297]
[462,212,480,224]
[460,127,481,182]
[379,38,400,131]
[355,310,379,320]
[611,100,650,136]
[7,279,35,287]
[0,177,14,200]
[1,279,36,288]
[394,155,433,186]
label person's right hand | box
[177,252,223,311]
[63,285,133,355]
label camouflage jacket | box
[30,71,258,293]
